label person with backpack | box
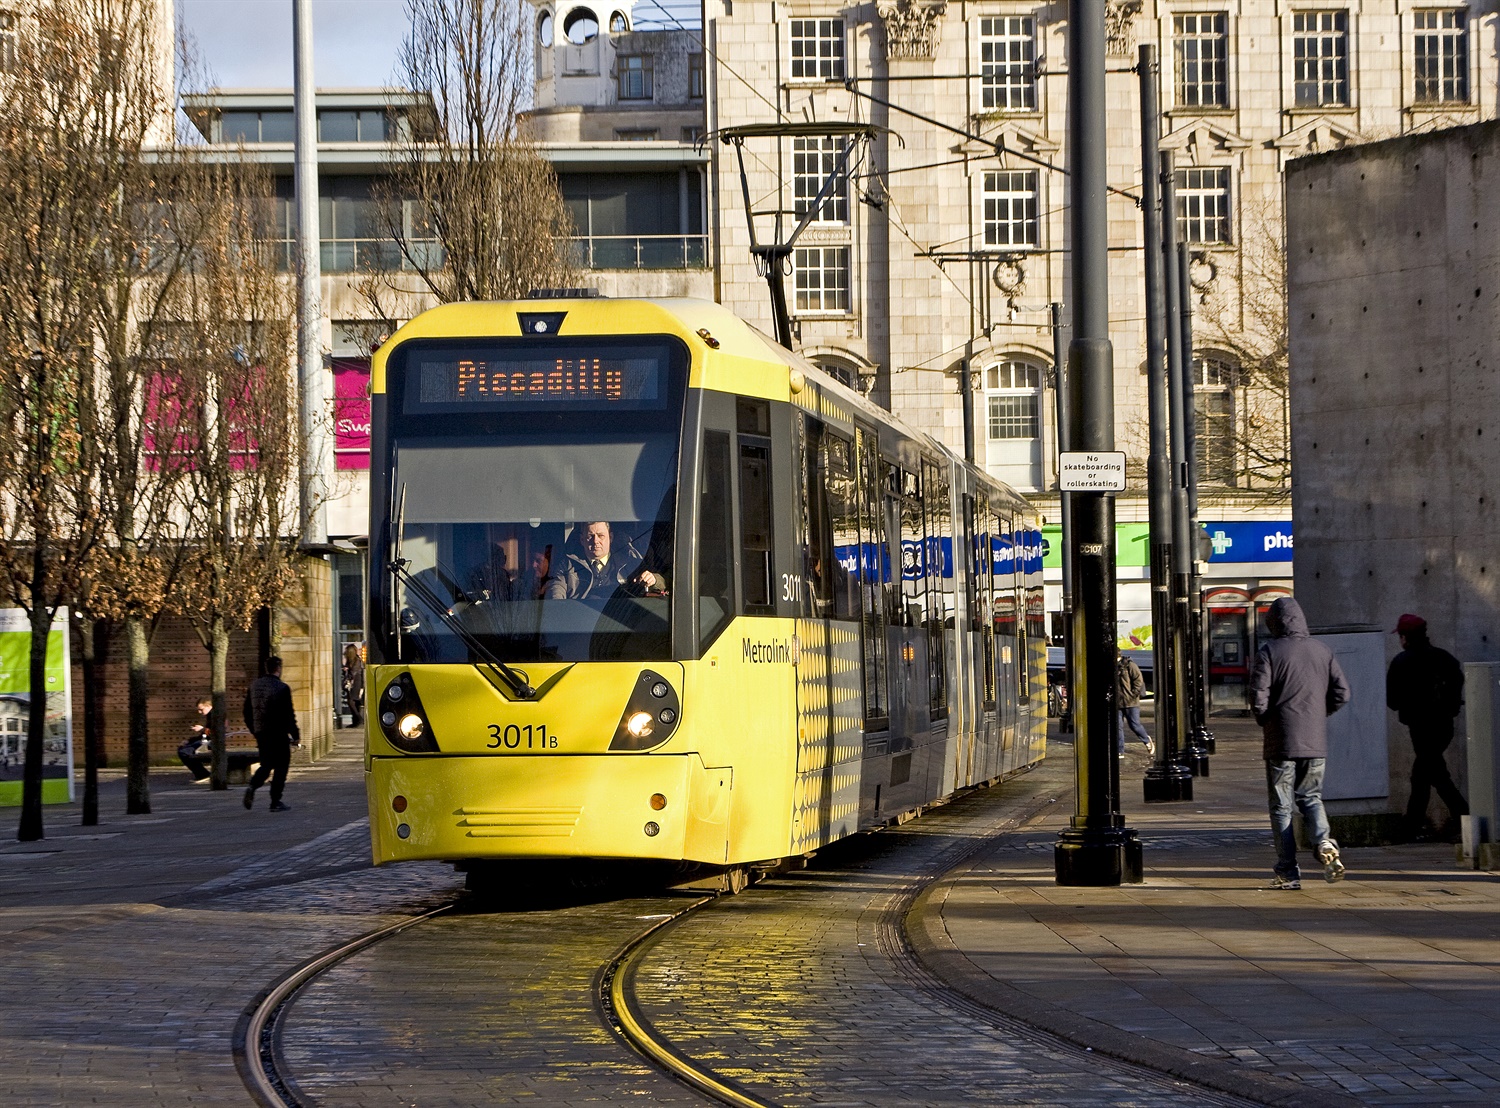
[1116,653,1153,757]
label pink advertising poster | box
[333,357,371,470]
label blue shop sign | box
[1202,521,1293,563]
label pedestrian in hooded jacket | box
[1249,597,1352,888]
[1386,613,1468,840]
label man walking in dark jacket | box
[1250,597,1352,888]
[243,656,301,812]
[1387,613,1468,841]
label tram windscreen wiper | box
[388,558,536,700]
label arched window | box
[609,11,629,33]
[538,10,554,46]
[984,357,1044,490]
[1193,354,1238,486]
[563,7,599,43]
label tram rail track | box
[233,780,1283,1108]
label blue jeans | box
[1266,758,1331,880]
[1117,707,1151,753]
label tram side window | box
[698,431,736,648]
[898,468,923,629]
[977,493,996,710]
[738,400,775,614]
[800,416,834,617]
[922,459,951,718]
[856,427,888,728]
[824,433,859,621]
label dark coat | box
[1387,638,1463,726]
[544,547,643,600]
[1117,656,1146,708]
[1249,597,1351,760]
[243,675,301,748]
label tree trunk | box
[125,615,151,814]
[17,592,50,842]
[208,615,231,790]
[80,615,102,826]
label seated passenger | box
[545,521,664,600]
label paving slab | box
[917,715,1500,1105]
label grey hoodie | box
[1249,597,1351,759]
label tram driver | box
[545,521,666,600]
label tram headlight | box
[377,672,439,754]
[610,669,682,752]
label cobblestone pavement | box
[6,719,1500,1106]
[925,718,1500,1106]
[0,734,464,1105]
[281,757,1247,1107]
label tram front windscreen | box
[373,336,687,664]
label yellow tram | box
[364,295,1046,885]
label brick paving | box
[3,718,1499,1105]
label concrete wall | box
[1286,119,1500,824]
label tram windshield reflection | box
[390,434,677,662]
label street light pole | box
[1054,0,1142,886]
[1051,301,1074,735]
[294,0,329,547]
[1138,46,1191,803]
[1160,152,1207,777]
[1179,243,1216,757]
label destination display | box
[404,342,669,413]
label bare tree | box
[360,0,578,316]
[162,166,302,791]
[1192,202,1292,499]
[0,0,169,840]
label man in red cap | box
[1386,614,1468,841]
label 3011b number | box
[487,724,558,750]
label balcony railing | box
[569,234,707,270]
[273,239,446,274]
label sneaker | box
[243,786,256,810]
[1145,740,1156,758]
[1317,839,1346,883]
[1268,874,1302,890]
[268,801,291,812]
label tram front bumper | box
[367,753,696,865]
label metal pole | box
[1160,152,1205,777]
[1054,0,1141,886]
[1138,47,1191,803]
[294,0,329,547]
[1051,302,1074,735]
[1179,242,1215,756]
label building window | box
[1414,9,1468,103]
[793,136,849,224]
[220,110,295,143]
[0,11,16,73]
[318,110,389,142]
[1193,356,1238,486]
[793,246,851,314]
[790,18,844,81]
[985,360,1041,439]
[982,170,1039,249]
[978,16,1036,111]
[618,53,654,100]
[1293,10,1349,107]
[1175,167,1231,244]
[614,127,659,141]
[1174,12,1228,108]
[681,125,705,143]
[609,10,629,33]
[689,53,704,99]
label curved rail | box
[597,897,777,1108]
[233,905,454,1108]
